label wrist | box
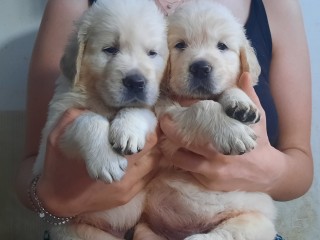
[30,175,76,225]
[36,174,80,217]
[267,147,313,201]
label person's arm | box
[26,0,89,158]
[16,0,89,213]
[264,0,313,199]
[159,0,312,201]
[16,0,160,217]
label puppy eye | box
[174,41,187,50]
[217,42,228,51]
[148,50,158,57]
[103,47,119,55]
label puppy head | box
[167,0,260,99]
[60,0,168,108]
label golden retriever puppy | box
[135,1,277,239]
[33,0,168,239]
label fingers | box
[159,116,183,147]
[126,149,161,183]
[160,116,220,155]
[238,72,262,109]
[168,148,209,172]
[48,108,86,145]
[100,150,160,207]
[160,116,224,174]
[178,98,199,107]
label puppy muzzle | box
[188,60,216,97]
[121,73,149,105]
[122,73,146,93]
[189,60,212,78]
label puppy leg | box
[162,100,257,155]
[219,88,260,124]
[184,213,276,240]
[61,111,127,183]
[109,108,157,155]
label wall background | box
[0,0,318,239]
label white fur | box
[109,108,157,155]
[33,0,168,239]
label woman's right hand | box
[36,108,160,217]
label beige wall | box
[0,0,319,239]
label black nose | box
[122,74,146,92]
[189,60,212,78]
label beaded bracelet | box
[28,175,75,225]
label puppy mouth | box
[119,72,150,106]
[189,78,215,95]
[121,91,148,106]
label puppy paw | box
[219,88,260,124]
[225,100,260,124]
[86,154,127,183]
[109,108,157,155]
[109,126,146,155]
[217,121,257,155]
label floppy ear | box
[240,39,261,86]
[60,19,89,87]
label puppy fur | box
[33,0,168,239]
[136,1,277,240]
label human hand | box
[159,72,284,193]
[37,108,160,217]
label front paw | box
[109,126,146,155]
[225,100,260,124]
[219,88,260,124]
[109,109,157,155]
[86,154,127,183]
[217,121,257,155]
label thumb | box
[49,108,86,145]
[238,72,261,108]
[159,115,180,143]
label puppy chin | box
[107,91,157,108]
[188,76,218,98]
[170,76,222,100]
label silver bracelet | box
[28,175,75,225]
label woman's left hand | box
[159,73,285,194]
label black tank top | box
[244,0,278,146]
[88,0,279,146]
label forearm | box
[268,146,313,201]
[15,156,37,211]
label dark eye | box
[103,47,119,55]
[148,50,157,57]
[174,41,187,50]
[217,42,228,51]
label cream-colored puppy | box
[158,1,262,155]
[136,1,277,239]
[33,0,168,239]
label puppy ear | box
[60,19,89,87]
[240,39,261,85]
